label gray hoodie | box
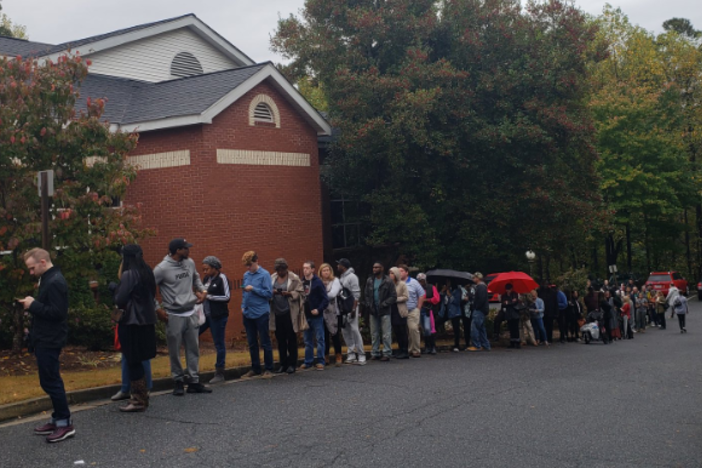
[154,255,205,314]
[340,267,361,301]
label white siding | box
[85,28,238,82]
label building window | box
[248,94,281,128]
[331,196,365,250]
[170,52,203,78]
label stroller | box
[581,311,604,344]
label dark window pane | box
[330,201,344,225]
[346,224,360,246]
[332,225,346,249]
[344,202,360,223]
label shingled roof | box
[76,63,267,125]
[0,36,53,57]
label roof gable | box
[78,63,331,136]
[0,36,53,57]
[40,14,254,68]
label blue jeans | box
[532,317,547,343]
[420,309,432,336]
[120,356,153,392]
[470,311,491,350]
[35,347,71,426]
[200,315,229,369]
[243,313,273,373]
[304,315,326,366]
[369,314,392,357]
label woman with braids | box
[110,244,157,412]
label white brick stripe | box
[127,150,191,170]
[216,149,310,167]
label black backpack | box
[337,285,356,315]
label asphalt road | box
[2,302,701,468]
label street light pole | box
[526,250,536,278]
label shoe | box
[453,347,460,353]
[336,355,343,367]
[299,364,313,370]
[111,390,130,401]
[242,370,260,378]
[371,355,381,360]
[173,381,185,396]
[315,363,325,370]
[429,348,437,355]
[119,402,146,413]
[684,328,687,333]
[261,371,274,379]
[379,356,390,362]
[356,356,367,366]
[286,366,296,374]
[34,422,57,435]
[576,338,582,342]
[421,348,429,354]
[273,366,286,374]
[681,330,684,334]
[395,349,409,359]
[467,346,480,352]
[410,352,421,358]
[345,353,357,364]
[544,342,550,346]
[187,382,213,394]
[209,368,225,384]
[46,425,75,443]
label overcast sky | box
[4,0,701,64]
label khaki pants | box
[407,308,421,354]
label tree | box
[663,18,701,39]
[0,55,154,353]
[273,0,605,273]
[590,8,699,276]
[0,2,27,39]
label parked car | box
[486,273,502,303]
[645,271,688,296]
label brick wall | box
[124,79,324,340]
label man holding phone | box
[19,248,74,443]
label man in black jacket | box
[19,248,74,443]
[364,263,397,361]
[468,272,491,351]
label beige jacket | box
[390,267,409,318]
[269,271,305,333]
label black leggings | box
[508,318,520,344]
[677,314,686,330]
[275,312,298,368]
[324,316,343,356]
[658,313,666,329]
[393,323,409,351]
[451,315,471,349]
[557,313,568,342]
[567,314,580,339]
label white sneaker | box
[356,355,367,366]
[345,353,357,364]
[453,348,460,353]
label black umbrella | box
[425,269,474,285]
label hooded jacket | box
[389,267,409,318]
[153,255,205,314]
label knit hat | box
[202,256,222,270]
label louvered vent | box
[253,103,274,123]
[170,52,203,78]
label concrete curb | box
[0,346,465,424]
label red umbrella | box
[487,271,539,295]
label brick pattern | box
[128,150,191,170]
[124,80,324,339]
[216,149,310,167]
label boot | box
[120,378,147,412]
[396,348,409,359]
[335,355,343,367]
[209,367,225,384]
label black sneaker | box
[173,381,185,396]
[273,366,286,374]
[187,382,213,394]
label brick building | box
[0,15,331,338]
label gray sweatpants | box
[166,313,200,383]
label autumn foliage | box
[0,54,154,352]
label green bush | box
[68,304,114,351]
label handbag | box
[111,306,124,323]
[298,309,309,331]
[195,303,206,326]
